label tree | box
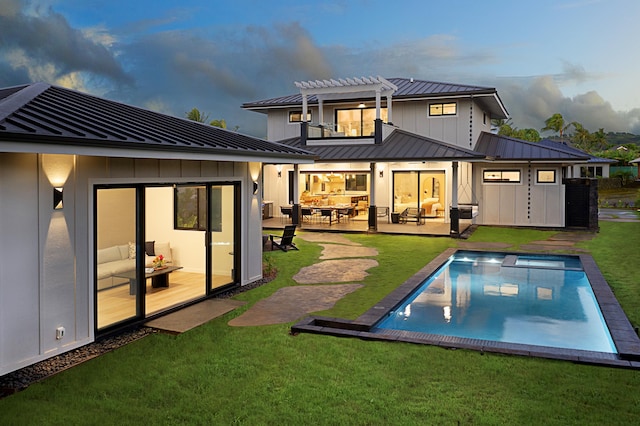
[542,113,571,139]
[210,119,226,129]
[570,122,592,150]
[186,107,209,123]
[493,118,540,142]
[187,108,236,130]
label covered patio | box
[262,214,472,236]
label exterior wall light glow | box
[53,187,64,210]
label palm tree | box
[541,113,571,139]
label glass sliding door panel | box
[210,185,235,290]
[145,186,205,316]
[96,188,139,329]
[393,172,419,212]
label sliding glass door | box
[209,184,238,290]
[96,187,139,329]
[96,182,240,332]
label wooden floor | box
[97,271,230,329]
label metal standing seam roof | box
[538,139,616,164]
[474,132,591,162]
[275,129,487,162]
[0,82,315,160]
[242,77,508,118]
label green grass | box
[2,226,640,425]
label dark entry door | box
[565,179,590,228]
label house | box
[243,76,594,233]
[538,138,615,178]
[630,157,640,180]
[0,82,314,376]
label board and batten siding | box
[0,152,262,376]
[473,164,565,227]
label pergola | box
[294,76,398,126]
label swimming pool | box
[374,250,617,354]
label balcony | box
[301,120,397,145]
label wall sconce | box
[253,181,259,195]
[277,170,282,178]
[276,164,282,178]
[379,170,384,178]
[358,103,366,108]
[53,187,64,210]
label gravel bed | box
[0,276,272,399]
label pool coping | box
[291,248,640,369]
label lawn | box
[1,224,639,424]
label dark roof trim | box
[0,83,315,161]
[474,132,590,162]
[538,139,615,164]
[275,129,487,162]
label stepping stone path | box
[231,233,378,326]
[228,284,363,326]
[233,229,597,326]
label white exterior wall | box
[473,163,565,227]
[267,98,493,149]
[0,153,262,376]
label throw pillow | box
[145,241,155,256]
[128,242,136,259]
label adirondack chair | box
[269,225,299,252]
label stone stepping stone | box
[228,284,363,326]
[319,243,378,260]
[293,259,379,284]
[296,232,361,246]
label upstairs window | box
[289,111,312,122]
[429,102,457,116]
[335,107,387,137]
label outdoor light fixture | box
[277,170,282,178]
[276,165,282,178]
[358,103,366,108]
[53,187,63,210]
[379,170,384,178]
[253,181,259,195]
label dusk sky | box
[1,0,639,138]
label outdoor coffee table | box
[115,266,183,295]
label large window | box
[483,170,521,183]
[429,102,457,116]
[580,166,603,178]
[336,107,387,137]
[537,170,556,184]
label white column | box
[318,98,323,125]
[302,94,308,122]
[375,89,381,119]
[386,94,392,123]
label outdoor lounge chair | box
[269,225,299,251]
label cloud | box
[0,0,132,89]
[496,75,640,134]
[1,1,636,139]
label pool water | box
[375,251,617,353]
